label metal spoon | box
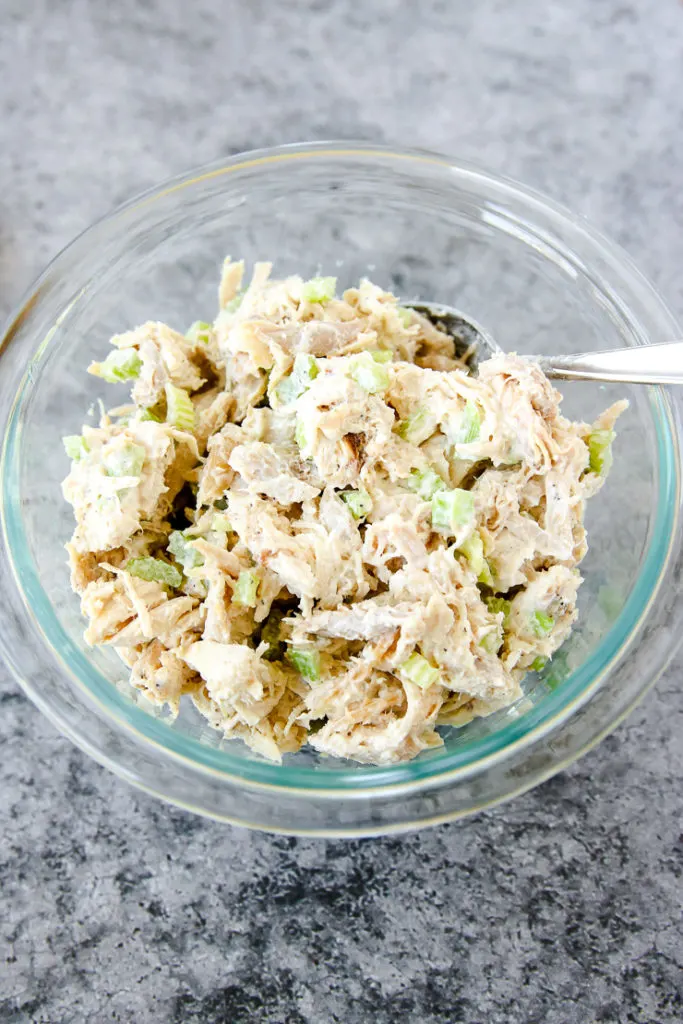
[408,302,683,385]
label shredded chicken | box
[62,260,626,764]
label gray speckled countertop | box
[1,2,682,1021]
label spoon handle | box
[536,342,683,385]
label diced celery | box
[233,570,259,607]
[478,560,495,587]
[276,375,306,405]
[431,488,475,535]
[301,276,336,304]
[396,307,413,328]
[458,530,486,577]
[139,407,163,422]
[286,645,321,681]
[348,352,390,394]
[531,656,547,672]
[293,352,319,382]
[530,610,555,637]
[165,383,195,431]
[212,513,231,533]
[459,530,494,586]
[186,320,212,344]
[341,489,372,520]
[295,416,309,454]
[126,557,182,588]
[369,349,393,364]
[185,576,208,600]
[479,628,502,655]
[406,467,446,501]
[168,530,204,572]
[103,443,145,478]
[485,596,511,623]
[452,401,482,445]
[395,407,436,445]
[89,348,142,383]
[277,353,320,405]
[588,428,615,475]
[400,652,441,689]
[63,435,90,461]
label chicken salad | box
[62,260,626,765]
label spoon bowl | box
[410,301,683,385]
[407,302,501,371]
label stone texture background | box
[1,1,682,1021]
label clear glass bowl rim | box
[1,141,682,833]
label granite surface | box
[1,1,683,1021]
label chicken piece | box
[589,399,629,437]
[197,423,244,506]
[382,549,521,708]
[230,261,273,319]
[295,319,369,357]
[504,564,581,673]
[195,554,258,647]
[315,485,364,550]
[161,430,202,520]
[253,567,288,626]
[303,662,444,765]
[295,369,395,488]
[293,591,454,670]
[362,508,431,583]
[223,352,268,422]
[581,399,630,498]
[428,634,522,711]
[80,571,202,649]
[341,279,442,363]
[240,406,296,448]
[221,319,280,371]
[127,640,203,713]
[103,321,208,409]
[191,538,243,579]
[66,543,126,593]
[63,420,199,553]
[218,257,245,309]
[193,678,307,762]
[293,599,422,641]
[227,491,370,612]
[226,492,317,601]
[539,469,586,565]
[474,467,548,591]
[437,691,513,728]
[202,577,236,645]
[180,639,288,729]
[475,354,567,470]
[246,685,308,761]
[299,487,372,608]
[229,441,320,504]
[474,451,592,590]
[193,388,234,452]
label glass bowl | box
[1,142,682,837]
